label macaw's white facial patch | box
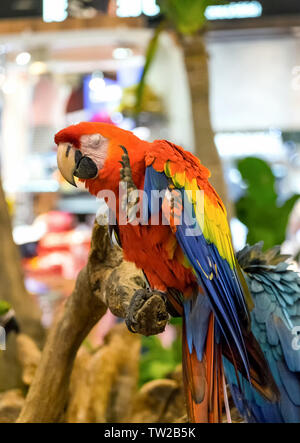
[80,133,109,170]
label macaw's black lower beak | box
[73,155,98,180]
[57,143,98,187]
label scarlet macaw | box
[55,122,300,422]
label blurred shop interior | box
[1,0,300,326]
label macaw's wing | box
[144,141,278,401]
[225,244,300,422]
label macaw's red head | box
[55,122,147,195]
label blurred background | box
[1,0,300,413]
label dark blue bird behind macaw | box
[227,243,300,422]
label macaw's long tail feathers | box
[182,314,225,423]
[222,327,280,403]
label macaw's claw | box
[125,288,169,336]
[120,145,129,156]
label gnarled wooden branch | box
[17,222,169,423]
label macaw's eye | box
[89,134,101,147]
[80,133,102,151]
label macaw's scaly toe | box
[119,145,140,223]
[125,288,169,336]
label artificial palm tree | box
[136,0,230,209]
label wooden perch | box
[17,222,169,423]
[66,323,141,423]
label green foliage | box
[158,0,228,35]
[135,22,165,115]
[0,301,11,316]
[121,84,164,115]
[139,329,182,386]
[236,157,299,250]
[134,1,229,113]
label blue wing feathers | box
[174,190,250,376]
[144,166,250,374]
[144,165,300,422]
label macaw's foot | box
[119,145,140,224]
[125,288,169,336]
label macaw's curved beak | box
[57,143,98,187]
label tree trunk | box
[181,34,231,213]
[0,179,44,390]
[17,223,169,423]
